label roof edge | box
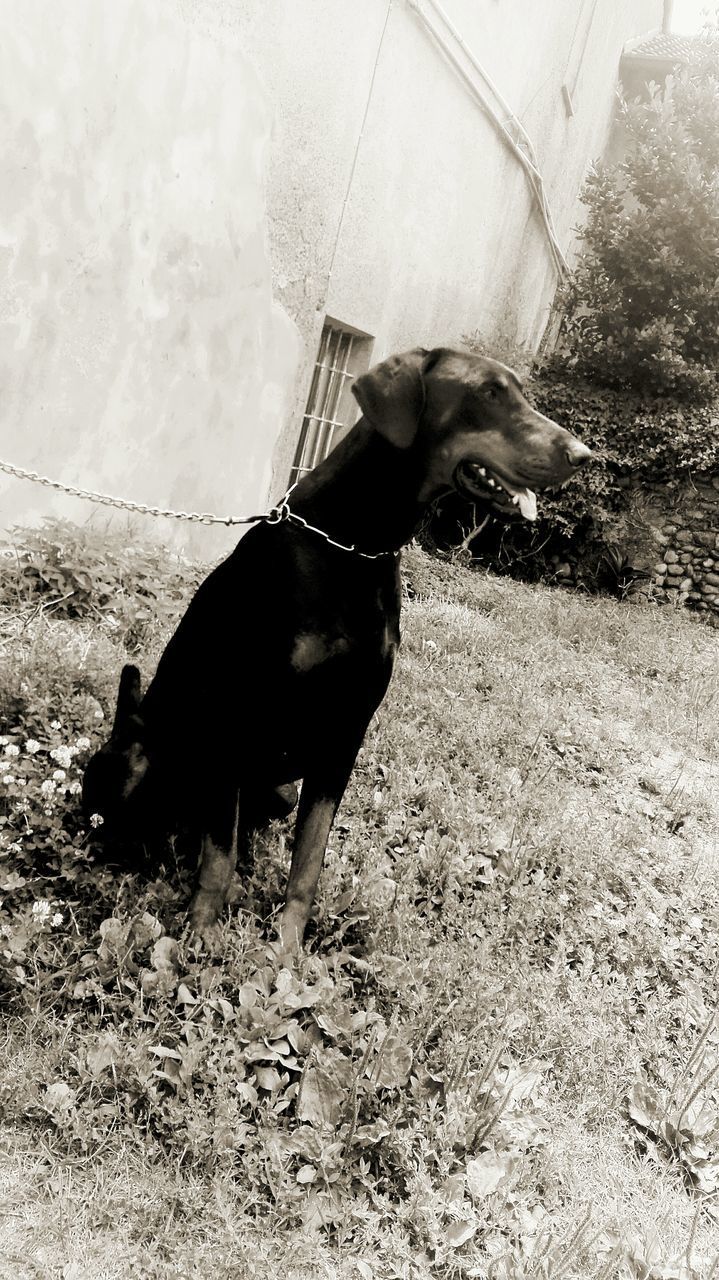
[621,29,704,62]
[622,26,662,55]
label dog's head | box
[352,347,591,519]
[82,664,151,831]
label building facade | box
[0,0,661,552]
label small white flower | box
[24,739,41,755]
[50,746,74,769]
[52,769,67,783]
[0,762,9,773]
[68,781,82,796]
[4,744,20,758]
[0,735,8,746]
[75,736,91,752]
[40,779,56,796]
[90,813,104,828]
[51,912,64,927]
[16,778,26,788]
[32,899,52,922]
[50,720,62,731]
[93,709,104,720]
[3,776,15,786]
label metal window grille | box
[290,323,368,483]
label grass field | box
[0,536,718,1279]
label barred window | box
[290,321,373,484]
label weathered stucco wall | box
[1,0,661,539]
[0,0,299,553]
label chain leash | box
[0,459,271,526]
[0,460,400,560]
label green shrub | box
[529,369,719,542]
[0,518,204,649]
[557,29,719,400]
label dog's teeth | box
[478,466,487,477]
[512,494,519,505]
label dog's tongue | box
[500,478,537,521]
[516,488,537,521]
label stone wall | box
[647,477,719,618]
[545,475,719,624]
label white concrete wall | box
[0,0,660,541]
[0,0,299,552]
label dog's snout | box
[564,440,592,469]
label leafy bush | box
[1,518,204,648]
[556,29,719,400]
[523,369,719,552]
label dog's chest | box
[290,631,348,673]
[289,622,397,675]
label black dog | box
[83,348,590,947]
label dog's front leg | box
[190,788,242,941]
[280,749,360,952]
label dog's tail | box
[82,664,149,825]
[111,664,143,741]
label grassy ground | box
[0,537,717,1279]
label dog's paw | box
[189,889,224,950]
[277,904,307,956]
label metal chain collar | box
[0,459,401,559]
[281,506,401,560]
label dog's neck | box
[288,422,429,555]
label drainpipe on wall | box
[663,0,674,32]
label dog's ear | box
[110,664,143,742]
[352,348,437,448]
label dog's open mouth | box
[454,460,538,521]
